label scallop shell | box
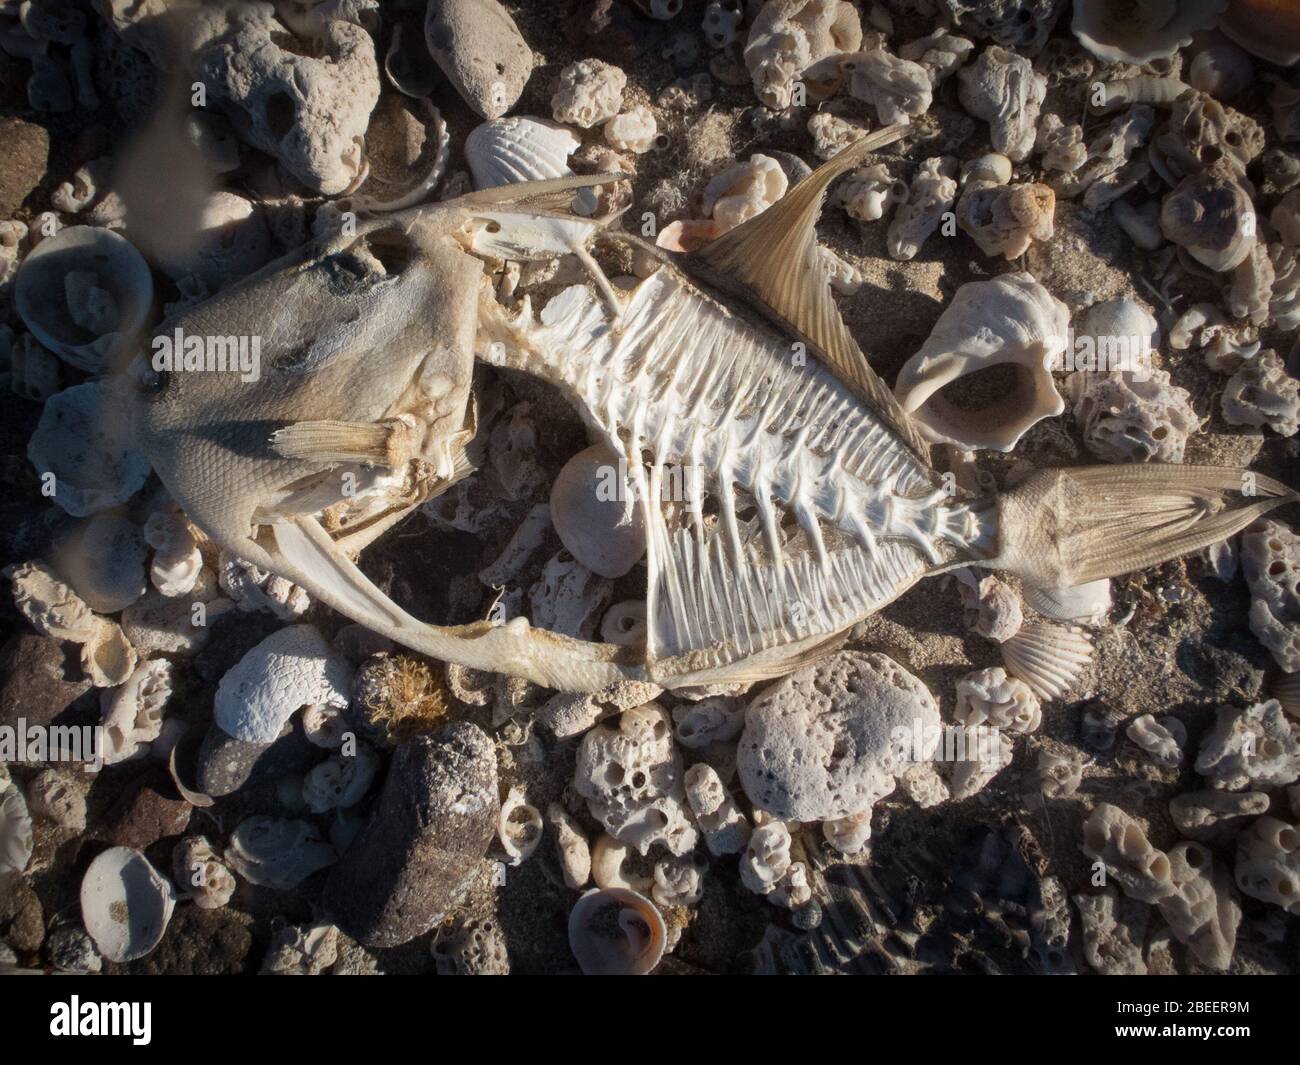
[1275,673,1300,717]
[568,887,666,975]
[1024,579,1112,625]
[80,846,176,963]
[464,115,580,189]
[15,226,153,373]
[1000,621,1093,701]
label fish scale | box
[486,266,989,667]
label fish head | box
[128,212,486,554]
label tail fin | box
[988,464,1297,586]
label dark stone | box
[0,117,49,217]
[127,904,253,975]
[322,722,497,948]
[0,635,99,766]
[195,718,317,798]
[104,768,192,850]
[0,873,45,954]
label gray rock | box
[322,722,498,948]
[0,635,98,766]
[195,719,317,798]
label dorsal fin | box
[693,125,932,461]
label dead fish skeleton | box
[130,128,1296,693]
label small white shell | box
[224,817,337,890]
[0,774,33,875]
[80,846,176,963]
[171,835,236,910]
[600,600,648,646]
[549,445,647,579]
[14,226,153,373]
[568,887,666,975]
[547,802,591,889]
[99,658,173,766]
[497,784,543,866]
[301,743,380,813]
[57,511,148,614]
[1000,621,1093,701]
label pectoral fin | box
[691,125,932,460]
[269,418,418,468]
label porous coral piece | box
[1051,106,1155,205]
[806,111,870,161]
[956,180,1055,259]
[1235,815,1300,914]
[949,728,1015,801]
[261,922,339,975]
[198,7,380,194]
[171,835,236,910]
[898,29,975,85]
[604,104,659,154]
[551,58,626,128]
[1126,714,1187,769]
[954,666,1042,733]
[939,0,1065,54]
[652,853,705,907]
[99,658,173,766]
[1074,886,1148,975]
[739,821,810,908]
[432,916,510,975]
[26,769,86,833]
[957,45,1047,162]
[743,0,863,110]
[214,624,353,745]
[218,553,310,619]
[684,762,750,856]
[672,696,745,748]
[1081,803,1174,904]
[887,155,957,260]
[530,551,613,641]
[738,651,940,821]
[835,162,908,223]
[1149,91,1263,186]
[142,512,202,598]
[573,704,698,856]
[1242,523,1300,672]
[1068,369,1201,463]
[547,802,591,889]
[840,47,933,125]
[1170,789,1270,844]
[1220,349,1300,437]
[1035,113,1086,174]
[703,153,789,231]
[1195,700,1300,791]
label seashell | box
[384,21,440,97]
[552,59,627,129]
[957,45,1047,162]
[740,821,811,908]
[1160,169,1255,273]
[1000,621,1092,701]
[835,163,909,224]
[28,381,152,517]
[493,785,540,868]
[703,154,788,232]
[143,511,202,599]
[703,1,743,49]
[1218,0,1300,67]
[548,803,592,889]
[424,0,533,120]
[684,762,750,856]
[262,921,341,975]
[549,445,647,579]
[1272,673,1300,718]
[1126,713,1186,768]
[601,600,648,646]
[898,28,976,86]
[1025,578,1112,625]
[100,658,173,766]
[56,511,149,614]
[893,272,1068,452]
[1072,0,1227,65]
[954,666,1042,733]
[80,847,176,963]
[0,772,33,875]
[351,98,450,214]
[465,115,579,190]
[1242,521,1300,672]
[652,853,705,907]
[14,226,153,374]
[225,816,337,890]
[302,743,381,813]
[568,887,667,975]
[1189,42,1254,99]
[214,624,354,745]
